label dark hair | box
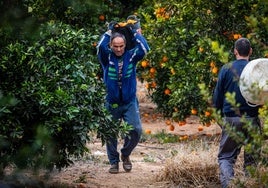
[110,32,126,44]
[234,38,251,56]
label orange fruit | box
[145,129,151,134]
[160,7,165,13]
[198,125,204,131]
[233,34,242,40]
[205,111,211,117]
[179,135,188,141]
[149,67,156,74]
[145,83,150,89]
[183,135,189,140]
[199,47,204,53]
[99,14,105,21]
[205,122,211,127]
[162,55,168,62]
[151,81,157,88]
[212,67,218,74]
[165,119,171,125]
[210,61,215,67]
[143,113,149,117]
[191,108,197,115]
[169,124,175,131]
[164,88,171,95]
[141,60,149,68]
[155,8,161,14]
[178,120,186,126]
[92,42,97,47]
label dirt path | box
[45,102,221,188]
[1,83,221,187]
[49,141,171,188]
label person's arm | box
[212,67,226,114]
[131,31,150,62]
[97,30,112,67]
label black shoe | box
[109,163,119,174]
[121,155,132,172]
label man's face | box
[110,37,126,57]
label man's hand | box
[127,15,141,34]
[107,21,117,31]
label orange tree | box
[0,0,134,172]
[137,0,268,124]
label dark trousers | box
[105,97,142,165]
[218,116,261,188]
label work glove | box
[107,21,117,31]
[126,15,141,30]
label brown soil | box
[2,82,222,188]
[45,101,221,188]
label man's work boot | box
[121,155,132,172]
[109,163,119,174]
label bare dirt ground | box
[1,82,222,188]
[43,104,221,188]
[45,87,222,188]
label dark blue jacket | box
[213,59,259,117]
[97,31,150,104]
